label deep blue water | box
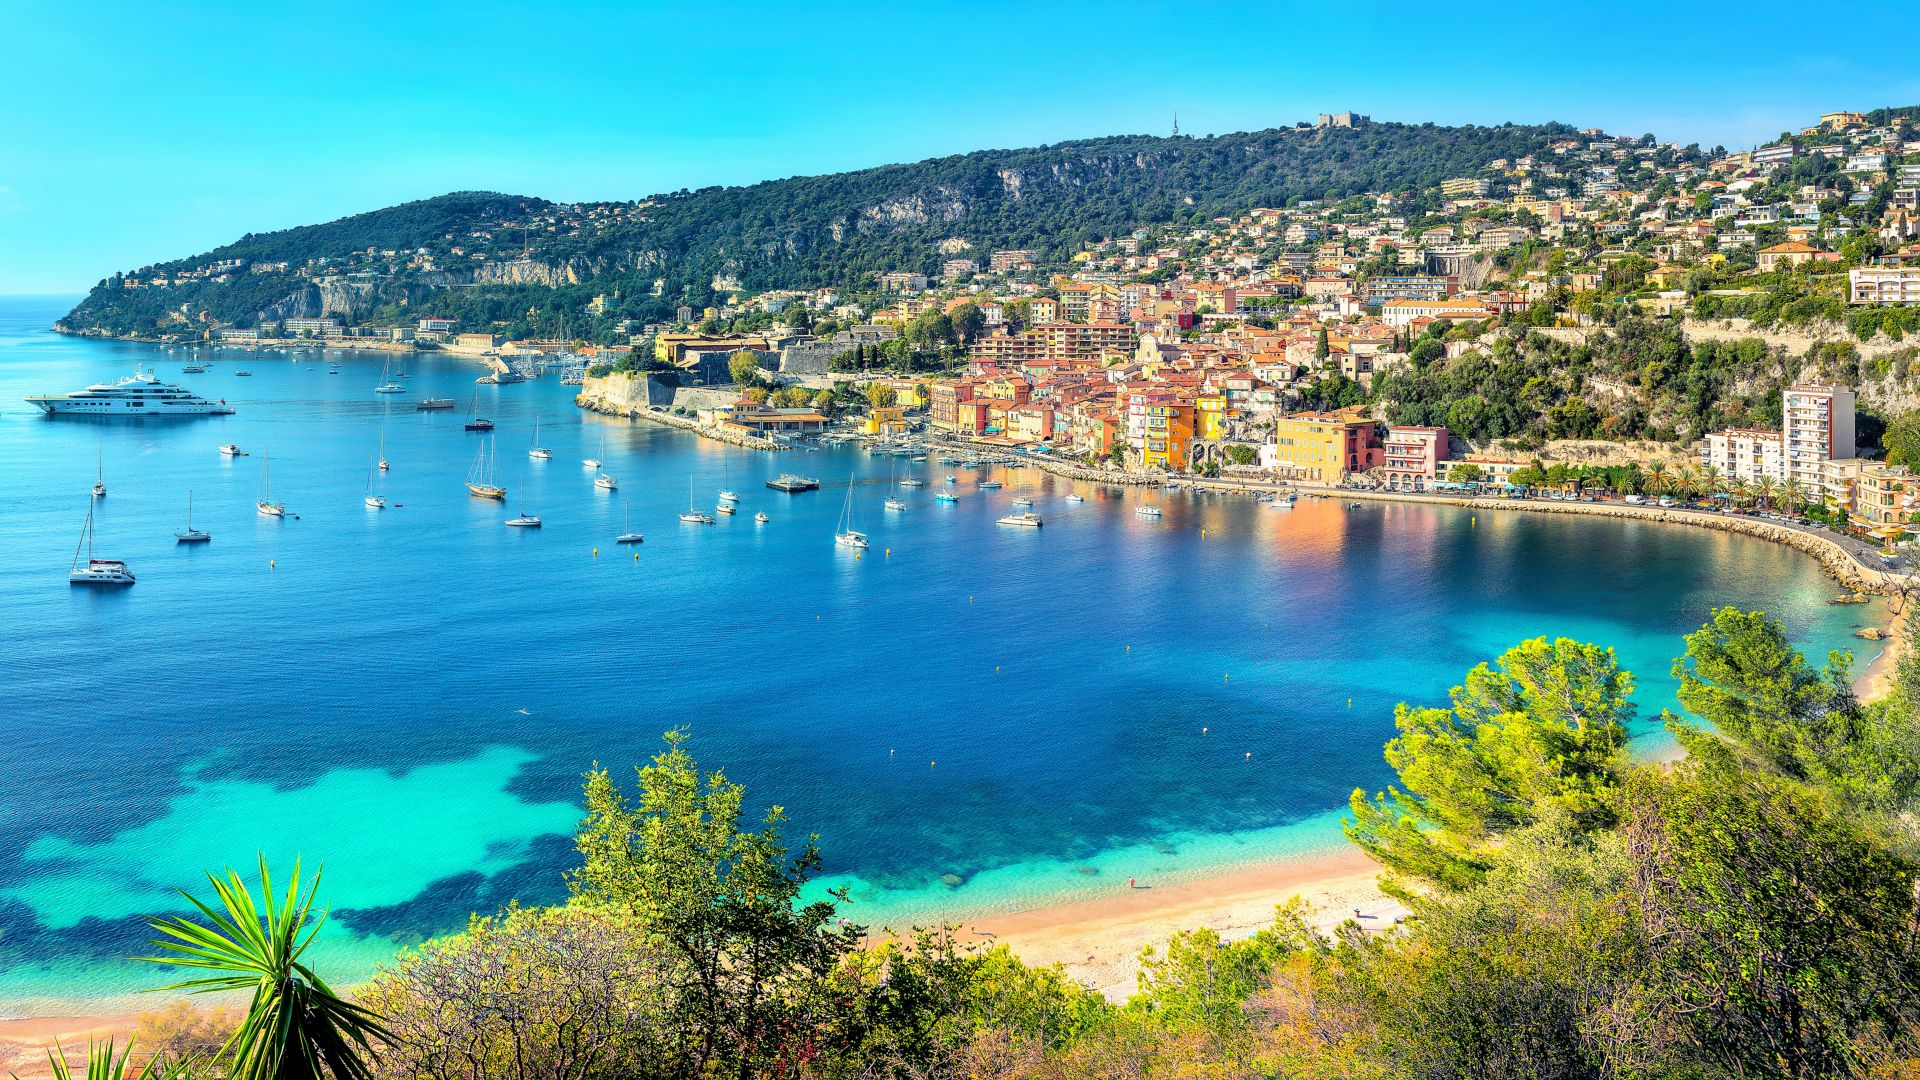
[0,296,1886,1013]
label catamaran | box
[834,478,869,549]
[374,359,405,394]
[175,490,211,543]
[257,450,286,517]
[529,417,552,460]
[466,439,506,500]
[70,504,134,585]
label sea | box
[0,296,1886,1013]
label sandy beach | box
[1854,608,1908,703]
[960,846,1403,1000]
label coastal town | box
[559,108,1920,547]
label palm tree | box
[1643,462,1672,496]
[1754,475,1778,509]
[141,857,387,1080]
[1674,465,1702,502]
[1728,478,1752,507]
[1781,477,1806,515]
[1698,464,1723,500]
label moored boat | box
[70,506,134,585]
[30,366,236,416]
[997,511,1043,527]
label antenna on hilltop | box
[1172,111,1180,138]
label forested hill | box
[59,118,1581,338]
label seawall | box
[576,372,782,452]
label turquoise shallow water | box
[0,297,1887,1013]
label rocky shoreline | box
[574,391,783,451]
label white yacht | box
[997,511,1044,527]
[220,443,247,457]
[70,506,134,585]
[1135,505,1163,518]
[30,367,236,415]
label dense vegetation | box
[59,119,1582,338]
[1367,315,1895,447]
[39,607,1920,1079]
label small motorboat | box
[979,480,1003,490]
[754,512,770,523]
[233,370,253,377]
[582,458,601,469]
[1065,494,1085,503]
[935,493,959,503]
[465,418,494,432]
[1136,505,1163,518]
[716,503,737,515]
[945,475,957,484]
[220,444,247,457]
[997,511,1043,528]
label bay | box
[0,296,1883,1012]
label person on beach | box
[1128,877,1135,890]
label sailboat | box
[378,428,389,472]
[834,477,869,548]
[464,389,493,431]
[529,417,552,460]
[616,499,643,544]
[175,490,211,542]
[883,460,905,510]
[374,358,405,394]
[70,504,134,585]
[593,431,617,490]
[466,438,506,499]
[719,454,739,504]
[679,478,714,524]
[92,444,106,498]
[583,431,603,469]
[257,450,286,517]
[505,468,540,526]
[365,463,387,509]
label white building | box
[1699,428,1784,484]
[1850,266,1920,306]
[1783,384,1857,504]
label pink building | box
[1382,426,1450,490]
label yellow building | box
[1139,400,1195,471]
[1267,409,1384,483]
[865,406,908,436]
[1196,393,1230,440]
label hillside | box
[58,118,1580,339]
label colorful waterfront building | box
[865,406,907,436]
[1263,408,1385,484]
[1381,426,1450,491]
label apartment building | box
[1381,426,1450,491]
[1783,384,1857,503]
[1699,428,1785,484]
[1850,266,1920,305]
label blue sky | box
[3,0,1918,294]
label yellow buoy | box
[885,547,891,556]
[1224,673,1229,681]
[592,547,598,556]
[269,560,276,570]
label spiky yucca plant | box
[140,857,387,1080]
